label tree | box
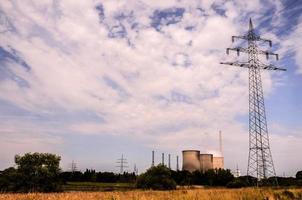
[204,169,234,186]
[296,171,302,180]
[171,170,192,185]
[0,167,18,192]
[136,165,176,190]
[14,152,62,192]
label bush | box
[136,165,176,190]
[226,179,248,188]
[239,175,257,186]
[171,170,192,185]
[204,169,234,186]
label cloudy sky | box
[0,0,301,176]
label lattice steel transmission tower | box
[221,19,286,181]
[116,154,128,174]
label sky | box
[0,0,301,176]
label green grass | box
[63,182,135,191]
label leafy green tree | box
[171,170,192,185]
[136,165,176,190]
[14,152,62,192]
[0,167,18,191]
[204,168,234,186]
[296,171,302,180]
[83,169,97,182]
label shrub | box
[136,165,176,190]
[204,169,234,186]
[171,170,193,185]
[226,178,248,188]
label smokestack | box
[168,154,171,169]
[162,153,164,165]
[152,150,155,167]
[176,155,179,171]
[219,130,223,156]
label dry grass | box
[0,188,301,200]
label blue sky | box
[0,0,301,176]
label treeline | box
[1,152,302,192]
[60,170,136,183]
[137,165,302,190]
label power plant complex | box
[151,131,224,172]
[182,131,224,172]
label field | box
[63,182,135,191]
[0,188,302,200]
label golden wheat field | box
[0,188,302,200]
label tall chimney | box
[219,130,223,156]
[152,150,155,167]
[176,155,179,171]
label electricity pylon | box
[221,18,285,183]
[116,154,128,174]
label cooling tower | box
[200,154,213,172]
[213,156,224,169]
[182,150,200,173]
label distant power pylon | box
[71,160,77,172]
[221,19,285,183]
[133,164,138,175]
[116,154,128,174]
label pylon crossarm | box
[257,37,272,47]
[259,63,286,71]
[220,61,249,68]
[232,35,248,42]
[257,50,279,60]
[226,47,248,56]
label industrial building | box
[182,150,201,172]
[213,156,224,169]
